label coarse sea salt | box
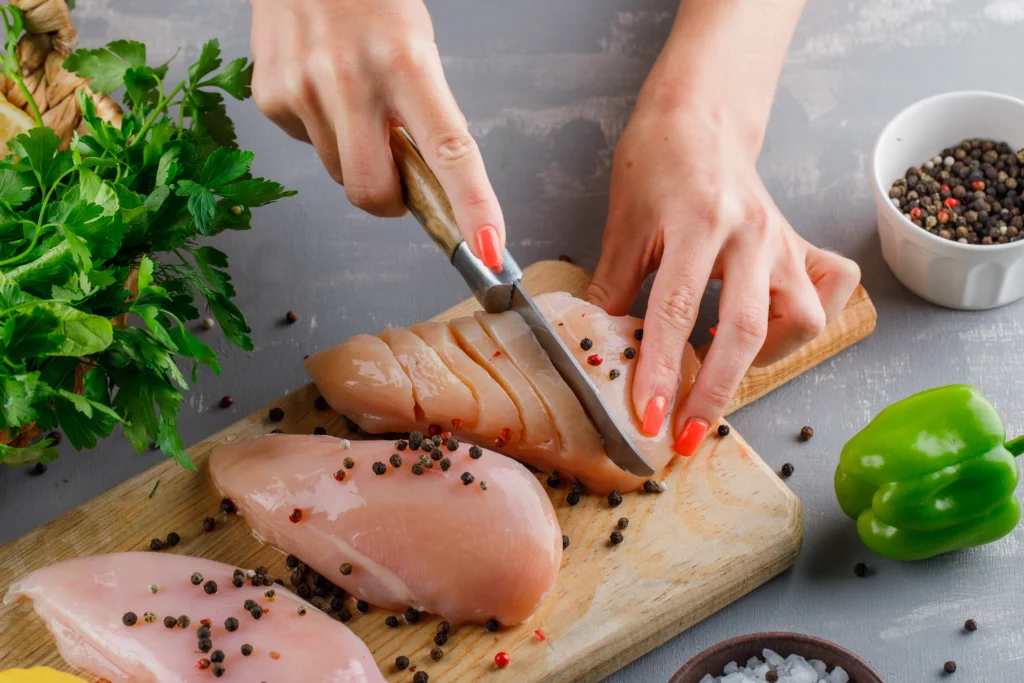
[699,649,850,683]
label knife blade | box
[390,127,656,477]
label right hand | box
[249,0,506,268]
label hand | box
[248,0,505,267]
[586,96,860,456]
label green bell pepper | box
[835,384,1024,561]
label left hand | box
[586,90,860,457]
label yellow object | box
[0,91,36,156]
[0,668,86,682]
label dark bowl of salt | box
[669,632,884,683]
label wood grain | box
[0,260,876,682]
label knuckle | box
[431,130,479,167]
[456,184,494,210]
[307,47,356,90]
[700,380,737,411]
[653,283,700,334]
[381,39,436,77]
[727,305,768,348]
[345,181,397,213]
[787,305,826,342]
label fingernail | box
[475,225,503,269]
[641,396,667,435]
[674,418,709,457]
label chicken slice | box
[409,322,522,446]
[210,435,562,626]
[304,334,415,433]
[4,553,385,683]
[378,326,478,430]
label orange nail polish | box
[641,396,667,435]
[475,225,503,269]
[674,418,709,457]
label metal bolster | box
[451,242,524,313]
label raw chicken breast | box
[378,326,479,429]
[210,435,561,626]
[410,321,522,447]
[304,334,415,433]
[4,553,385,683]
[306,294,698,493]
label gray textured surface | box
[2,1,1024,681]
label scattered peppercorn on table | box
[0,261,877,682]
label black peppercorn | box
[268,407,285,422]
[286,554,299,569]
[166,532,180,546]
[285,310,299,324]
[225,617,239,632]
[251,574,264,587]
[634,328,643,341]
[567,491,580,506]
[428,447,442,461]
[297,583,311,599]
[343,457,355,469]
[28,462,47,476]
[338,607,352,622]
[643,480,658,493]
[609,369,620,380]
[623,347,636,360]
[220,497,236,514]
[357,600,369,613]
[149,538,163,551]
[469,445,482,459]
[412,463,425,475]
[389,453,402,468]
[241,644,253,656]
[486,618,500,632]
[717,424,730,437]
[122,611,137,626]
[608,490,622,507]
[440,457,451,471]
[250,605,263,620]
[198,638,212,653]
[854,562,868,577]
[372,461,387,475]
[232,575,244,588]
[330,596,345,612]
[385,616,399,628]
[431,647,444,661]
[610,530,624,545]
[965,619,977,632]
[445,437,459,451]
[314,395,329,411]
[202,517,216,533]
[799,425,814,441]
[212,665,225,678]
[203,580,217,595]
[461,472,475,485]
[562,534,570,549]
[438,620,451,634]
[243,600,257,612]
[434,631,448,646]
[780,463,795,478]
[210,650,225,663]
[197,624,211,639]
[395,439,408,451]
[396,656,410,671]
[177,615,190,629]
[547,472,561,488]
[580,337,593,350]
[944,661,957,674]
[414,672,429,683]
[313,426,327,435]
[617,517,629,530]
[219,395,233,409]
[766,672,779,683]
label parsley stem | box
[13,72,42,128]
[132,81,185,147]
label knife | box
[389,128,655,477]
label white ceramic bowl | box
[871,91,1024,310]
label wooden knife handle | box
[389,128,463,261]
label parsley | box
[0,9,294,468]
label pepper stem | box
[1006,436,1024,457]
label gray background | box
[2,0,1024,681]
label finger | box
[631,230,718,438]
[755,267,826,367]
[673,246,770,456]
[806,246,862,322]
[394,52,506,269]
[250,3,310,144]
[585,207,656,315]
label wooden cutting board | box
[0,260,876,682]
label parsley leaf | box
[175,180,216,234]
[63,40,146,94]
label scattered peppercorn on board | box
[0,260,876,682]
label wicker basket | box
[1,0,127,450]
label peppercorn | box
[289,508,303,523]
[634,329,643,341]
[177,615,191,629]
[494,652,510,669]
[608,491,623,507]
[250,605,263,620]
[766,672,779,683]
[372,461,387,475]
[202,580,217,595]
[610,530,624,545]
[944,661,957,674]
[431,647,444,661]
[197,624,211,639]
[337,607,352,622]
[468,445,483,459]
[268,407,285,422]
[414,671,429,683]
[232,574,244,588]
[623,347,636,360]
[486,618,500,632]
[330,596,345,611]
[224,616,239,632]
[780,463,795,478]
[285,554,299,569]
[547,472,561,488]
[210,650,225,663]
[149,538,163,551]
[165,531,181,547]
[609,369,620,380]
[461,472,475,485]
[219,395,233,408]
[385,616,399,628]
[296,583,311,599]
[799,425,814,441]
[717,424,730,437]
[251,574,264,587]
[587,354,603,366]
[440,457,451,471]
[618,517,629,530]
[285,310,299,324]
[403,607,420,624]
[562,534,570,549]
[580,338,593,351]
[122,611,137,626]
[567,491,581,506]
[198,637,212,653]
[200,515,216,533]
[241,644,253,656]
[412,463,425,475]
[242,600,256,612]
[388,453,403,469]
[312,426,328,436]
[854,562,868,577]
[396,656,410,671]
[434,631,448,646]
[429,447,443,461]
[343,457,355,469]
[356,600,369,613]
[643,480,659,493]
[965,619,977,632]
